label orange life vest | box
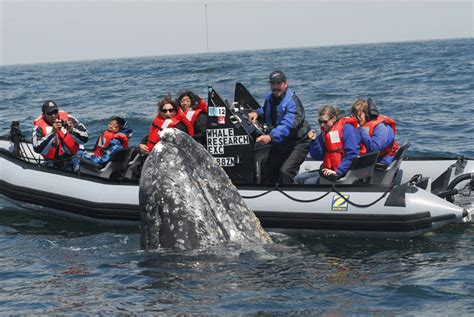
[322,117,358,171]
[184,108,204,125]
[146,113,193,150]
[359,115,399,158]
[196,99,208,113]
[33,111,79,160]
[93,130,129,156]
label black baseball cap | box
[269,70,287,83]
[42,100,58,113]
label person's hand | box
[138,144,151,155]
[322,168,336,176]
[66,120,74,133]
[53,120,63,132]
[247,112,258,123]
[256,134,272,145]
[308,129,317,140]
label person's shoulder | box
[343,120,356,128]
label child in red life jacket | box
[73,116,132,170]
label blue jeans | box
[294,171,320,184]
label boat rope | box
[241,183,395,207]
[331,185,394,208]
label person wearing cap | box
[32,100,89,169]
[247,70,311,184]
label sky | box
[0,0,472,65]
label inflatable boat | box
[1,83,472,237]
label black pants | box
[262,144,309,185]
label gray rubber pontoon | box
[0,83,472,237]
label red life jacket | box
[359,115,399,158]
[184,108,203,125]
[146,113,193,150]
[197,99,208,113]
[93,130,129,156]
[33,111,79,160]
[322,117,358,171]
[176,108,195,136]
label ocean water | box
[0,38,473,315]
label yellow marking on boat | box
[331,194,349,211]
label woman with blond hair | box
[351,98,399,165]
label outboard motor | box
[10,120,24,157]
[206,85,270,184]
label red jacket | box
[322,117,358,171]
[359,115,399,158]
[146,113,193,150]
[196,99,208,113]
[33,111,79,159]
[184,108,204,125]
[93,130,129,156]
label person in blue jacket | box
[294,105,361,184]
[73,116,133,170]
[248,70,310,184]
[351,98,398,165]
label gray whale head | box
[139,128,272,250]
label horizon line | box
[1,36,471,67]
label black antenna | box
[205,4,209,53]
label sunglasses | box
[161,108,175,113]
[47,109,59,115]
[318,116,335,125]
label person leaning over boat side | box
[73,116,133,170]
[247,70,310,184]
[351,98,399,166]
[294,105,361,184]
[138,96,194,155]
[32,100,89,169]
[177,90,207,145]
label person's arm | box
[308,134,325,160]
[65,115,89,144]
[32,125,56,155]
[138,135,150,155]
[94,139,123,164]
[174,122,189,134]
[360,124,390,152]
[336,124,361,176]
[269,94,305,143]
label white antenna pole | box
[205,4,209,53]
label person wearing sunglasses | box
[32,100,89,169]
[177,90,208,145]
[247,70,311,184]
[294,105,360,184]
[351,98,399,166]
[138,96,194,155]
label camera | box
[60,120,69,128]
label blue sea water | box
[0,38,473,315]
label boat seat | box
[79,147,135,179]
[319,151,379,185]
[372,143,410,185]
[123,150,146,181]
[254,143,271,184]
